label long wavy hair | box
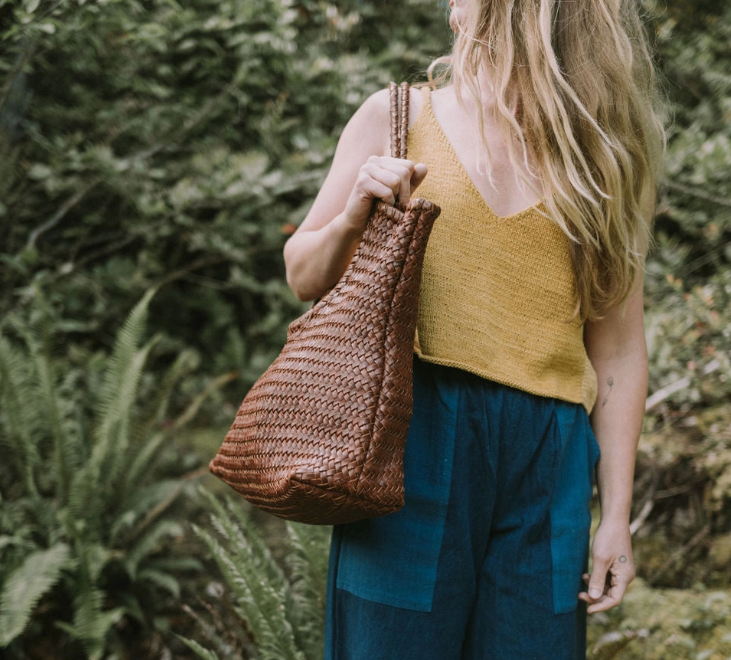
[430,0,666,321]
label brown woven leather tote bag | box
[209,82,441,525]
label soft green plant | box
[589,629,649,660]
[178,488,330,660]
[0,0,451,420]
[0,289,212,659]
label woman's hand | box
[341,156,428,235]
[581,285,647,613]
[284,87,428,301]
[578,519,636,613]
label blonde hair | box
[429,0,666,321]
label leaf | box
[0,543,71,646]
[126,520,184,579]
[136,568,181,598]
[55,601,125,660]
[174,635,223,660]
[68,289,158,524]
[0,335,40,495]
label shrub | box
[0,290,212,659]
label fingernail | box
[589,588,601,598]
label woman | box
[284,0,665,657]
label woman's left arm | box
[578,286,647,613]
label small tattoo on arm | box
[602,376,614,408]
[618,555,627,563]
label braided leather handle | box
[388,81,410,159]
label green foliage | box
[644,0,731,401]
[0,0,450,417]
[0,291,209,659]
[0,544,71,646]
[1,0,731,656]
[185,489,330,660]
[176,635,223,660]
[586,579,731,660]
[589,628,649,660]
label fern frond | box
[175,634,223,660]
[57,538,117,660]
[220,494,288,592]
[125,520,184,580]
[117,593,145,625]
[0,543,70,646]
[110,478,182,546]
[194,492,307,660]
[136,568,181,598]
[181,603,241,660]
[198,489,289,605]
[144,556,204,574]
[9,302,74,506]
[284,522,329,659]
[193,522,306,660]
[55,592,125,660]
[95,339,158,499]
[56,367,89,477]
[132,348,198,443]
[0,335,40,496]
[29,298,75,505]
[285,522,330,601]
[68,289,157,527]
[121,432,168,503]
[191,523,264,628]
[96,288,157,443]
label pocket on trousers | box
[333,358,459,612]
[549,402,598,614]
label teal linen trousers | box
[325,356,601,660]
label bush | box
[179,489,330,660]
[0,290,214,659]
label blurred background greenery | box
[1,0,730,658]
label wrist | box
[331,210,367,244]
[598,507,632,525]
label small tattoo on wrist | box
[602,376,614,408]
[618,555,627,563]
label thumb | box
[410,163,428,193]
[588,558,610,599]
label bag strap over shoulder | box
[388,81,410,159]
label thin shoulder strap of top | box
[388,81,410,159]
[420,85,432,106]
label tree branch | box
[647,523,710,586]
[664,179,731,209]
[23,179,100,252]
[645,359,721,412]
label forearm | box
[283,212,364,302]
[589,345,647,523]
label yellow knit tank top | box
[409,87,598,413]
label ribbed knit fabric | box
[409,87,598,413]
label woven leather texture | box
[209,82,441,524]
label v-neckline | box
[421,88,546,221]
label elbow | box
[283,242,316,302]
[285,269,313,303]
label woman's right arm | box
[283,89,427,302]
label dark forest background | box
[1,0,731,658]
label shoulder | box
[335,83,433,159]
[355,87,392,122]
[356,84,426,120]
[338,88,392,158]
